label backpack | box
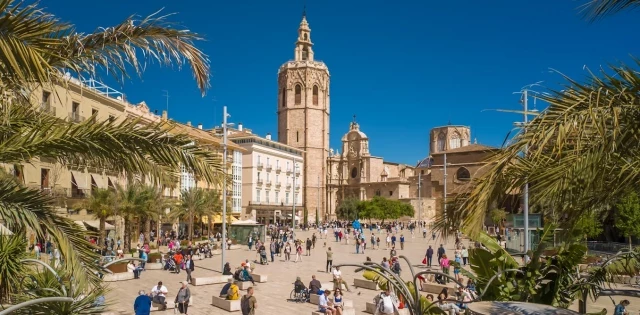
[241,295,251,315]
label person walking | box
[133,290,151,315]
[426,246,434,267]
[184,255,195,284]
[270,241,276,262]
[295,242,303,263]
[284,242,291,261]
[437,244,445,264]
[400,234,405,250]
[306,238,312,256]
[326,247,333,273]
[461,246,469,266]
[241,286,257,315]
[175,281,191,314]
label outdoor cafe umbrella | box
[467,301,581,315]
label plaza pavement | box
[103,229,637,314]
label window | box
[256,189,260,202]
[389,190,393,196]
[302,47,309,60]
[450,132,461,149]
[275,192,279,204]
[294,84,302,104]
[437,133,445,152]
[108,115,115,122]
[375,189,381,196]
[276,175,279,183]
[266,191,269,203]
[41,168,50,189]
[281,88,287,107]
[257,172,261,181]
[91,109,98,122]
[286,192,290,204]
[296,131,299,142]
[456,167,471,181]
[42,91,51,104]
[267,157,270,166]
[303,33,308,41]
[312,85,319,105]
[266,173,270,181]
[351,167,358,178]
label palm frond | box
[0,231,29,303]
[0,174,101,290]
[51,9,210,94]
[580,0,640,21]
[438,61,640,237]
[0,105,224,186]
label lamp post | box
[221,106,229,272]
[443,152,448,226]
[418,171,422,223]
[316,175,320,226]
[292,158,296,237]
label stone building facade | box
[430,125,472,154]
[326,121,416,218]
[228,130,304,224]
[277,14,329,224]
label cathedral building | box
[277,13,329,223]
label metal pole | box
[443,153,447,226]
[292,158,296,236]
[418,172,422,222]
[523,90,530,254]
[222,106,228,272]
[317,175,320,226]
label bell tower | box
[277,11,330,223]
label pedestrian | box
[391,234,397,247]
[184,255,195,284]
[133,290,151,315]
[614,300,630,315]
[270,241,276,262]
[326,247,333,273]
[426,245,434,267]
[461,246,469,266]
[295,242,303,262]
[306,238,312,256]
[375,288,399,315]
[174,281,191,314]
[437,244,445,264]
[440,254,451,283]
[400,234,405,250]
[241,286,257,315]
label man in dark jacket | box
[184,255,195,284]
[437,244,445,265]
[426,246,434,267]
[309,275,322,294]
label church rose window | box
[295,85,302,104]
[351,167,357,178]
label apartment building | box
[227,126,304,224]
[7,77,244,238]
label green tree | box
[358,197,414,224]
[173,188,218,241]
[336,198,361,221]
[114,183,145,253]
[489,208,507,235]
[574,207,604,240]
[85,188,115,246]
[615,191,640,250]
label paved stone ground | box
[103,229,639,314]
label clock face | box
[351,167,358,178]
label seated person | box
[223,262,232,275]
[220,278,237,299]
[318,289,335,315]
[309,275,322,295]
[226,281,240,300]
[233,267,243,281]
[294,276,307,294]
[240,265,256,285]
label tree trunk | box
[208,215,213,238]
[124,216,131,253]
[630,235,633,251]
[144,217,151,244]
[99,217,106,247]
[188,210,194,241]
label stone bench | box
[235,280,254,290]
[190,275,233,286]
[613,275,632,284]
[354,278,378,290]
[145,262,163,270]
[321,282,347,291]
[251,273,267,283]
[211,296,240,312]
[421,282,455,295]
[308,294,353,308]
[312,309,355,315]
[102,272,134,282]
[365,302,410,315]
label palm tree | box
[114,183,145,253]
[84,188,114,246]
[581,0,640,21]
[138,186,170,244]
[0,0,223,292]
[437,2,640,237]
[173,188,217,241]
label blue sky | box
[45,0,640,165]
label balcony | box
[275,182,282,189]
[266,164,272,172]
[275,166,282,174]
[295,169,301,176]
[286,169,292,175]
[286,184,292,190]
[70,112,85,123]
[295,185,301,191]
[256,163,263,170]
[266,180,272,187]
[40,103,56,115]
[257,179,263,186]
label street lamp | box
[221,106,231,272]
[512,86,543,255]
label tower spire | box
[295,8,314,61]
[302,4,306,18]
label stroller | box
[164,257,177,273]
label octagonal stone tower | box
[277,13,330,223]
[430,125,471,154]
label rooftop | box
[432,143,497,155]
